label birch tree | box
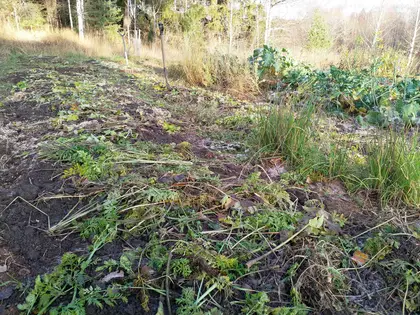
[263,0,291,45]
[372,0,386,49]
[68,0,74,30]
[76,0,84,39]
[407,6,420,69]
[229,0,234,53]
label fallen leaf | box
[351,250,369,266]
[269,158,283,165]
[0,265,7,273]
[100,271,124,283]
[155,301,164,315]
[221,195,236,210]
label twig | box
[402,274,409,315]
[166,251,173,315]
[115,159,192,165]
[119,202,164,213]
[2,197,51,230]
[246,223,310,269]
[257,165,273,183]
[351,217,395,240]
[37,191,104,201]
[231,226,266,250]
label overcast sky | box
[273,0,419,18]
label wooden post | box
[134,29,141,56]
[159,23,171,89]
[118,30,129,66]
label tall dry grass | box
[164,38,258,97]
[0,27,122,60]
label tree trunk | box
[46,0,58,29]
[407,7,420,69]
[125,0,132,43]
[134,29,141,56]
[13,5,20,31]
[256,5,259,49]
[228,0,233,54]
[264,0,272,45]
[68,0,74,31]
[76,0,84,40]
[372,1,385,49]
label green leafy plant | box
[250,46,420,126]
[242,292,270,314]
[163,121,181,134]
[249,46,297,80]
[15,81,28,91]
[18,231,124,315]
[176,287,203,315]
[172,258,193,278]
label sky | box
[272,0,418,18]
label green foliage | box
[404,269,420,312]
[0,1,46,29]
[163,121,181,134]
[244,210,300,233]
[254,107,331,178]
[181,4,207,36]
[18,231,124,315]
[242,292,270,314]
[176,287,203,315]
[171,258,193,278]
[242,292,308,315]
[306,11,332,50]
[363,234,399,260]
[147,242,169,271]
[250,46,420,126]
[85,0,122,34]
[254,107,419,207]
[249,46,297,80]
[15,81,28,91]
[79,193,120,240]
[59,144,117,181]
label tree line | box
[0,0,419,67]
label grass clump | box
[171,45,257,97]
[362,132,420,207]
[254,106,349,180]
[254,106,420,208]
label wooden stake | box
[159,23,171,89]
[118,30,129,66]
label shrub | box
[306,11,332,50]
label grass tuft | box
[254,105,420,208]
[362,131,420,207]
